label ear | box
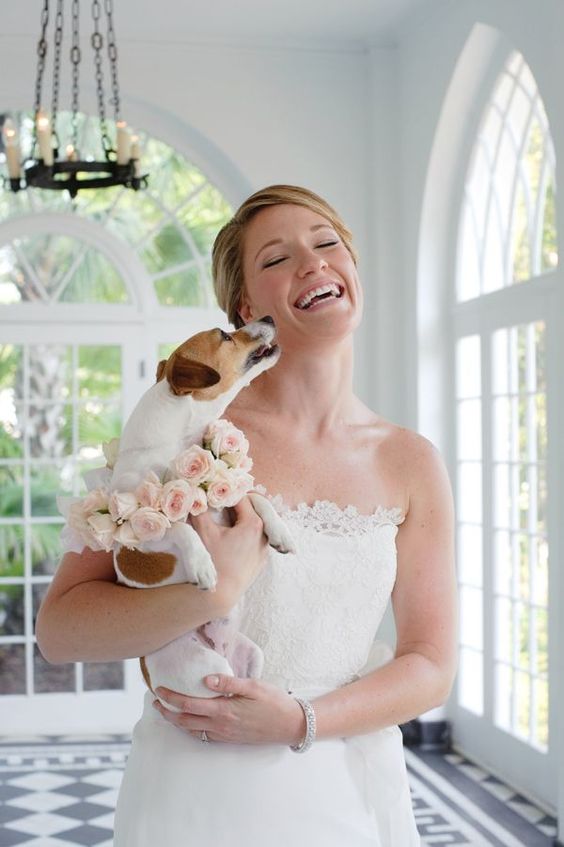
[237,298,254,324]
[169,356,221,394]
[156,359,167,382]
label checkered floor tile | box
[0,737,558,846]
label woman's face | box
[239,203,363,348]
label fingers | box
[204,673,257,697]
[155,686,219,716]
[230,496,260,523]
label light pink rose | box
[87,512,116,551]
[232,469,255,497]
[67,502,103,550]
[206,463,243,509]
[161,479,195,522]
[82,488,109,513]
[108,490,139,522]
[113,521,139,549]
[190,486,208,516]
[135,471,163,509]
[205,419,249,458]
[129,507,171,542]
[222,451,253,472]
[174,445,215,485]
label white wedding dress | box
[113,494,421,846]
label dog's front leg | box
[247,492,296,555]
[167,521,217,590]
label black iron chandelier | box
[1,0,148,199]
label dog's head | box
[156,316,280,399]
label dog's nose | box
[259,315,275,325]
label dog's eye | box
[219,329,234,342]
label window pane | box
[30,462,74,517]
[0,526,24,578]
[456,51,558,300]
[457,523,483,588]
[458,647,483,715]
[83,661,125,691]
[34,644,75,693]
[457,399,482,460]
[0,464,23,516]
[0,583,25,636]
[457,462,482,523]
[0,644,26,694]
[460,586,483,651]
[456,336,481,398]
[32,525,63,576]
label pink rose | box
[205,419,249,458]
[129,507,171,542]
[206,463,243,509]
[174,445,215,485]
[87,512,116,552]
[66,502,102,550]
[113,521,139,550]
[232,469,255,497]
[108,490,139,522]
[135,471,163,509]
[161,479,195,522]
[82,489,109,513]
[190,487,208,516]
[222,451,253,472]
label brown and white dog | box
[110,316,295,705]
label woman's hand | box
[152,675,306,746]
[190,496,269,613]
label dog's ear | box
[169,356,221,394]
[155,359,167,383]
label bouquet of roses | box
[61,420,254,555]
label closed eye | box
[317,240,338,248]
[219,329,234,342]
[263,256,287,268]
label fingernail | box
[207,675,219,688]
[152,699,159,709]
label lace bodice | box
[240,491,405,694]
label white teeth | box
[296,283,341,310]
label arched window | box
[0,112,232,732]
[455,51,554,760]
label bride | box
[36,184,457,846]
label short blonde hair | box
[212,184,357,328]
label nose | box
[259,315,275,325]
[297,248,328,278]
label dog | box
[109,316,295,706]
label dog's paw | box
[266,524,297,556]
[194,556,218,591]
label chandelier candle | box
[36,110,54,165]
[116,120,131,165]
[2,119,21,179]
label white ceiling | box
[2,0,437,49]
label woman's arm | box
[36,497,269,665]
[151,432,457,744]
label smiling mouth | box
[295,283,344,310]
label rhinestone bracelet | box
[289,697,317,753]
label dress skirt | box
[113,690,421,847]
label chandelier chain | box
[105,0,121,122]
[33,0,50,118]
[91,0,112,156]
[71,0,81,149]
[51,0,64,145]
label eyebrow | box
[254,224,336,262]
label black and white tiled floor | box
[0,736,558,846]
